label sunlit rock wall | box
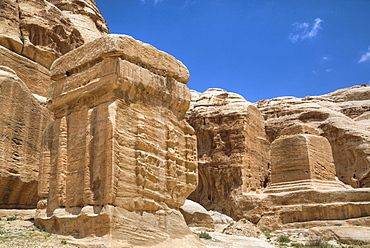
[35,34,201,247]
[0,66,53,209]
[187,88,270,216]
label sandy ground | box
[0,214,74,248]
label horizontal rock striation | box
[36,34,201,247]
[0,66,53,209]
[187,88,270,217]
[257,85,370,188]
[188,86,370,231]
[0,0,108,69]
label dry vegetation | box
[0,215,73,248]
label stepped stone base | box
[36,204,201,247]
[263,178,351,193]
[238,188,370,230]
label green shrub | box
[261,229,272,239]
[227,222,234,227]
[348,241,370,247]
[318,242,335,248]
[291,243,305,248]
[277,235,291,243]
[197,231,212,240]
[6,216,16,221]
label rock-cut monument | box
[35,34,201,247]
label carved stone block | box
[35,34,200,247]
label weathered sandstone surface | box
[237,86,370,230]
[180,199,215,229]
[35,34,202,247]
[266,123,349,192]
[186,88,270,217]
[47,0,109,42]
[0,66,53,209]
[188,87,370,232]
[0,45,50,96]
[257,85,370,188]
[0,0,108,212]
[0,0,108,68]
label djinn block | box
[35,34,200,247]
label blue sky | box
[95,0,370,102]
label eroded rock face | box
[48,0,109,42]
[0,66,53,209]
[187,88,270,217]
[0,0,108,69]
[271,134,334,183]
[0,46,50,96]
[187,86,370,231]
[36,34,201,247]
[257,85,370,188]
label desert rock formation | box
[0,0,107,210]
[2,0,370,246]
[188,87,370,232]
[257,85,370,188]
[0,66,53,209]
[187,88,270,217]
[0,0,108,69]
[35,34,201,247]
[266,124,348,192]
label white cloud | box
[322,56,329,60]
[289,18,323,43]
[359,46,370,63]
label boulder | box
[209,210,234,225]
[222,219,261,238]
[180,199,215,228]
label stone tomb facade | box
[35,34,200,247]
[266,124,349,192]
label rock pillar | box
[35,34,199,247]
[266,124,347,192]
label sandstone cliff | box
[0,66,53,209]
[2,0,370,244]
[0,0,108,211]
[257,85,370,188]
[187,88,270,217]
[0,0,109,69]
[187,86,370,232]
